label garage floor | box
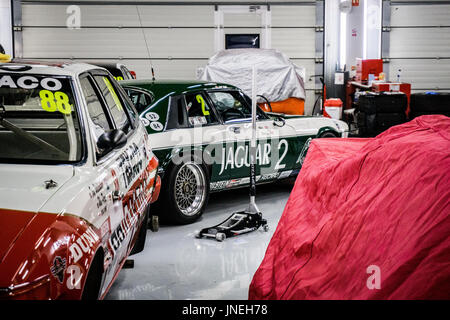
[105,182,293,300]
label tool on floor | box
[195,66,269,242]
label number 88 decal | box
[39,90,72,115]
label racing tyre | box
[163,158,210,225]
[411,93,450,113]
[81,253,103,300]
[409,111,450,119]
[318,131,338,138]
[376,113,407,128]
[359,93,407,114]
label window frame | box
[120,66,133,80]
[89,70,138,133]
[78,72,116,161]
[79,69,140,163]
[166,94,189,131]
[205,88,268,124]
[125,87,155,113]
[183,91,221,128]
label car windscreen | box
[0,73,82,164]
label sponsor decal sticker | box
[50,256,67,284]
[218,139,288,175]
[145,112,160,122]
[297,138,312,165]
[0,75,62,91]
[69,227,100,264]
[149,121,164,132]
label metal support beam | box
[12,0,22,58]
[21,1,317,6]
[314,0,324,108]
[324,0,340,100]
[381,0,391,80]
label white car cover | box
[198,49,306,103]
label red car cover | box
[249,115,450,300]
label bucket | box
[324,98,343,120]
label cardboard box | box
[356,59,383,82]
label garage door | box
[19,1,321,114]
[21,3,215,79]
[386,1,450,93]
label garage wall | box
[21,4,215,74]
[0,0,13,56]
[18,0,321,115]
[385,1,450,93]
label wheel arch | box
[317,126,340,138]
[162,146,212,180]
[80,245,105,300]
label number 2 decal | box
[196,94,210,116]
[274,139,288,170]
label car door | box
[206,90,299,184]
[79,71,153,294]
[181,91,234,186]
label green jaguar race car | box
[121,79,349,224]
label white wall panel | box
[390,4,450,27]
[136,5,214,27]
[23,5,137,27]
[23,5,214,27]
[389,3,450,91]
[389,59,450,90]
[224,13,261,28]
[390,28,450,59]
[271,5,316,27]
[122,59,208,80]
[271,28,316,58]
[0,0,13,56]
[143,28,214,58]
[23,27,214,59]
[23,28,147,58]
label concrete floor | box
[105,182,293,300]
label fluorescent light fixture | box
[363,0,368,59]
[378,0,382,59]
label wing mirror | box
[273,115,286,127]
[97,129,127,155]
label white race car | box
[0,60,161,299]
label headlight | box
[0,275,51,300]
